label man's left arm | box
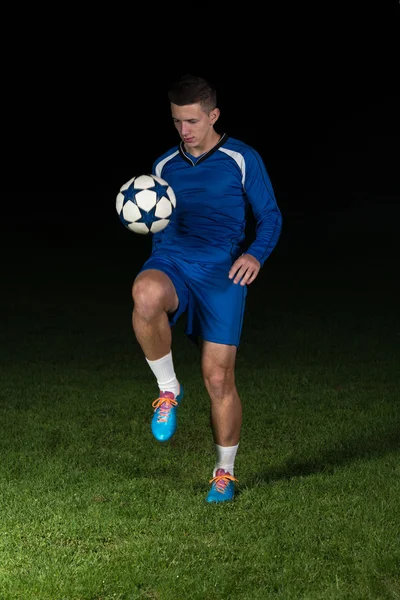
[230,149,283,285]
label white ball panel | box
[150,219,170,233]
[155,196,173,218]
[136,189,157,211]
[151,174,169,186]
[120,177,135,192]
[116,192,124,214]
[134,174,156,189]
[127,222,150,234]
[167,186,176,208]
[122,201,142,222]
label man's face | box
[171,102,216,149]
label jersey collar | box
[179,133,229,166]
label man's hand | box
[228,254,261,286]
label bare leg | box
[201,341,242,446]
[132,269,178,360]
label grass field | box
[0,224,399,599]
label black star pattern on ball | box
[136,205,160,230]
[150,180,170,201]
[121,183,137,202]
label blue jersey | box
[152,134,282,266]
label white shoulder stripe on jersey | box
[218,147,246,187]
[155,151,180,179]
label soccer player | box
[131,74,282,503]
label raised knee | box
[132,277,165,314]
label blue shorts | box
[139,252,247,346]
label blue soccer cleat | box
[151,386,184,442]
[206,468,238,503]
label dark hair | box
[167,74,217,114]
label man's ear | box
[210,108,220,123]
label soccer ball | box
[116,174,176,235]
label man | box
[131,74,282,503]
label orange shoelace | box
[152,397,178,422]
[208,473,238,494]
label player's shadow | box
[246,425,400,489]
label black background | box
[2,4,399,259]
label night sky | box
[2,5,399,262]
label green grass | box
[0,246,399,599]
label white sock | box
[145,351,180,397]
[213,443,239,477]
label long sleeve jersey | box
[152,133,282,266]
